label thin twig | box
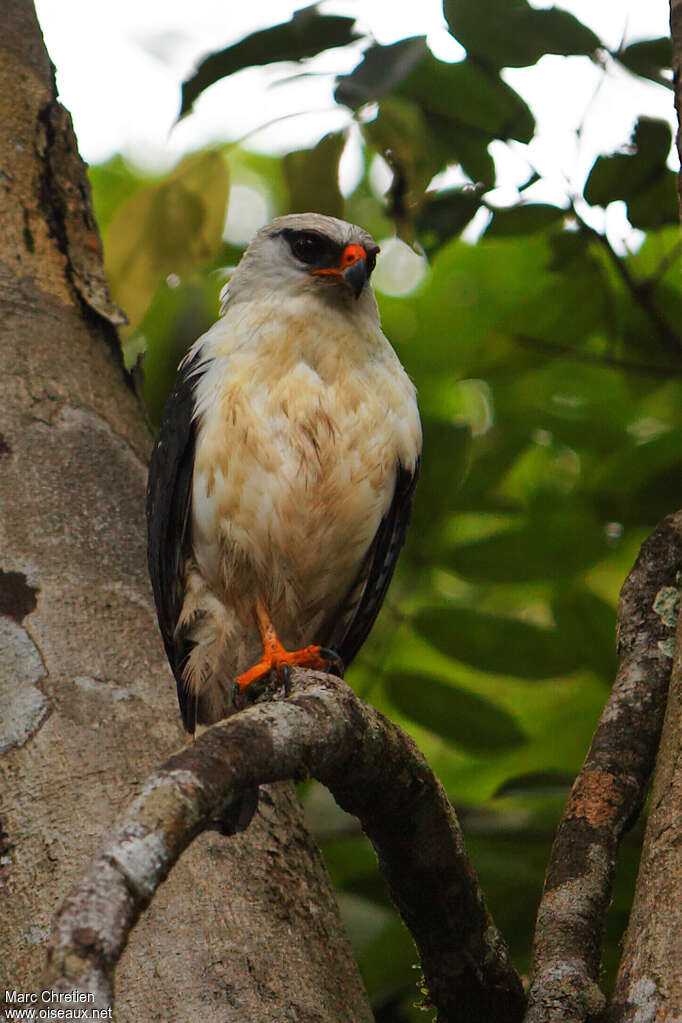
[43,672,525,1023]
[513,332,682,378]
[571,206,682,361]
[648,238,682,288]
[525,511,682,1023]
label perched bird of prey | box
[147,213,421,769]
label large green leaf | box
[441,125,496,186]
[584,118,678,230]
[409,419,471,539]
[445,505,607,582]
[614,37,673,89]
[412,606,582,678]
[393,231,617,404]
[104,149,229,325]
[138,272,218,427]
[385,670,526,751]
[398,53,534,145]
[489,360,634,455]
[362,96,447,214]
[345,49,532,186]
[552,587,617,683]
[283,132,345,218]
[444,0,600,68]
[334,37,428,109]
[485,203,566,237]
[587,429,682,527]
[416,188,483,253]
[88,155,150,235]
[181,6,358,115]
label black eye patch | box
[282,230,334,267]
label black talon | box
[279,663,292,695]
[319,647,345,678]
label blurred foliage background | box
[87,2,679,1019]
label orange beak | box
[312,244,369,299]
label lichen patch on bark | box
[652,585,680,629]
[565,767,623,828]
[0,616,49,752]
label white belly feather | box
[178,292,421,720]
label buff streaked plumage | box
[147,213,421,736]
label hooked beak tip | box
[342,258,368,299]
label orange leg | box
[235,600,343,693]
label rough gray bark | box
[525,515,682,1023]
[604,629,682,1022]
[44,670,525,1023]
[0,3,372,1021]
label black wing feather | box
[146,353,201,732]
[329,457,420,668]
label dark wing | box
[146,352,201,732]
[325,458,420,668]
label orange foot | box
[235,600,344,695]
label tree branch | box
[43,671,525,1023]
[604,595,682,1020]
[525,512,682,1023]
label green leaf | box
[444,0,601,68]
[485,203,566,237]
[552,587,617,683]
[627,173,679,231]
[104,150,229,325]
[139,273,218,427]
[334,37,428,109]
[444,506,606,582]
[584,118,678,230]
[388,52,531,184]
[587,429,682,527]
[394,234,577,391]
[416,188,483,253]
[615,37,672,89]
[347,51,530,187]
[362,96,446,213]
[181,6,358,116]
[448,131,496,187]
[494,770,575,797]
[88,155,149,235]
[398,53,534,146]
[409,420,471,540]
[385,671,526,751]
[412,606,582,678]
[283,132,345,218]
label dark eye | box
[365,246,379,276]
[290,232,327,265]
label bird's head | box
[225,213,380,311]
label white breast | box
[184,289,421,677]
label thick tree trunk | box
[0,3,372,1020]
